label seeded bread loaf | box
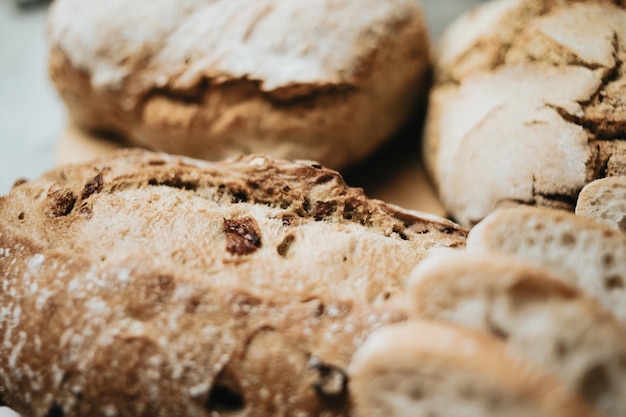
[0,149,466,417]
[467,206,626,327]
[48,0,431,169]
[576,176,626,233]
[424,0,626,226]
[349,320,598,417]
[408,250,626,417]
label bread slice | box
[408,250,626,417]
[576,176,626,233]
[349,320,598,417]
[0,150,466,417]
[467,206,626,326]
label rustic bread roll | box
[409,250,626,417]
[467,206,626,327]
[424,0,626,226]
[349,320,598,417]
[47,0,431,169]
[0,149,466,417]
[576,176,626,233]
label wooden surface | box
[58,121,446,218]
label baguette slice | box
[0,150,467,417]
[409,250,626,417]
[467,206,626,326]
[576,176,626,234]
[349,320,598,417]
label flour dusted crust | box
[424,0,626,226]
[47,0,431,169]
[0,150,466,417]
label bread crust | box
[47,0,431,169]
[424,0,626,226]
[0,150,466,417]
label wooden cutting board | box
[58,121,446,218]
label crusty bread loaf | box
[424,0,626,226]
[576,176,626,233]
[47,0,431,169]
[0,149,466,417]
[409,250,626,417]
[467,206,626,327]
[349,320,598,417]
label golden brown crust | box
[0,150,466,417]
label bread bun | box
[0,150,466,417]
[48,0,431,169]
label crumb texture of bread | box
[467,206,626,327]
[0,150,466,417]
[576,176,626,233]
[349,320,598,417]
[408,250,626,417]
[425,0,626,226]
[47,0,431,169]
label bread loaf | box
[48,0,431,169]
[349,320,598,417]
[0,149,466,417]
[424,0,626,226]
[467,206,626,326]
[409,250,626,417]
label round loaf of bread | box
[47,0,431,169]
[0,150,466,417]
[424,0,626,226]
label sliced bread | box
[409,250,626,417]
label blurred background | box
[0,0,484,196]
